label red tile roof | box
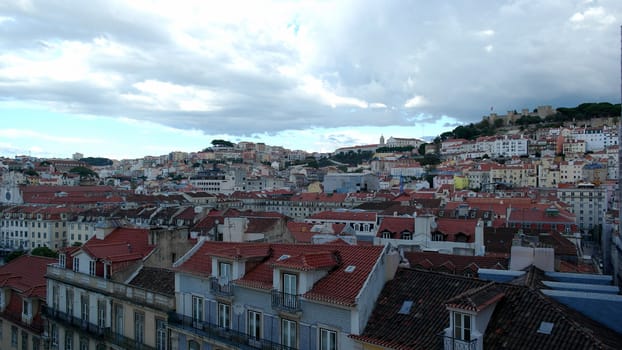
[0,255,56,299]
[272,251,339,271]
[176,241,385,306]
[376,217,414,238]
[80,227,155,264]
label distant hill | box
[436,102,620,143]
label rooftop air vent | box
[398,300,413,315]
[537,321,554,335]
[345,265,356,273]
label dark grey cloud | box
[0,0,620,137]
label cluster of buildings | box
[0,108,621,349]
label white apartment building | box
[492,135,529,157]
[557,184,606,231]
[570,126,618,151]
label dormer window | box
[59,254,66,268]
[73,257,80,272]
[453,312,471,342]
[218,262,232,284]
[22,299,32,319]
[89,261,96,276]
[382,232,392,239]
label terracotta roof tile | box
[0,255,56,299]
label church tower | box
[0,172,24,204]
[379,135,385,145]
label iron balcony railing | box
[271,290,301,312]
[439,333,478,350]
[43,306,156,350]
[168,312,297,350]
[209,276,234,296]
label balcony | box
[271,290,301,312]
[210,276,234,297]
[46,264,174,310]
[44,306,155,350]
[168,312,296,350]
[439,333,478,350]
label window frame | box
[319,328,337,350]
[191,295,204,323]
[247,310,262,339]
[453,312,472,341]
[217,302,231,329]
[281,318,297,348]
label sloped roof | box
[0,255,57,299]
[128,267,175,296]
[406,251,508,273]
[80,227,155,263]
[376,217,413,238]
[176,242,384,307]
[352,268,622,350]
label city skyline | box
[0,0,620,159]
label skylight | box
[537,321,554,335]
[345,265,356,273]
[277,254,290,261]
[398,300,413,315]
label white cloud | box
[484,45,494,53]
[404,95,428,108]
[570,6,616,26]
[475,29,495,37]
[121,80,222,112]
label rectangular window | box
[134,311,145,344]
[11,326,17,347]
[52,285,60,311]
[51,324,58,350]
[218,262,232,283]
[156,318,167,350]
[66,289,74,316]
[80,294,89,322]
[281,319,297,348]
[453,312,471,341]
[22,300,31,318]
[218,303,231,329]
[97,300,106,329]
[192,296,204,322]
[114,304,124,335]
[73,257,79,272]
[21,330,28,350]
[320,328,337,350]
[59,254,66,268]
[89,261,96,276]
[248,310,262,339]
[64,330,73,350]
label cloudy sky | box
[0,0,620,160]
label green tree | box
[69,166,99,179]
[211,139,235,147]
[5,250,25,263]
[31,246,58,258]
